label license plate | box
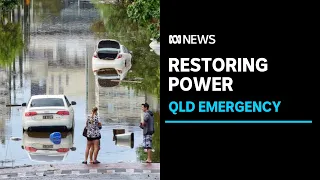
[43,145,53,148]
[43,115,53,119]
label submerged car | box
[21,95,76,131]
[92,39,132,73]
[22,131,75,162]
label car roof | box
[30,95,65,99]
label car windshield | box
[30,98,65,107]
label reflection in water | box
[97,79,120,87]
[92,2,160,162]
[95,58,132,87]
[0,22,24,68]
[22,131,75,162]
[0,0,23,150]
[91,3,160,99]
[33,0,63,17]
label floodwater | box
[0,0,160,166]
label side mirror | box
[70,147,76,151]
[21,146,24,149]
[71,101,76,105]
[129,51,133,54]
[21,103,27,107]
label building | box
[96,84,145,125]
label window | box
[64,96,71,107]
[30,98,65,107]
[123,46,129,53]
[27,98,31,106]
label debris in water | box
[50,132,62,144]
[10,137,22,141]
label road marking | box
[0,167,161,178]
[106,170,115,174]
[126,169,134,173]
[89,169,98,173]
[71,171,80,175]
[143,170,151,173]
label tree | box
[127,0,160,41]
[91,2,160,97]
[0,22,24,68]
[0,0,19,12]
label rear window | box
[30,98,65,107]
[97,68,118,76]
[98,40,120,49]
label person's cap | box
[141,103,149,108]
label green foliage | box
[122,56,160,99]
[32,0,63,20]
[0,0,20,11]
[0,22,24,68]
[136,111,160,162]
[127,0,160,41]
[91,3,160,98]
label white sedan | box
[22,131,75,162]
[22,95,76,131]
[92,39,132,73]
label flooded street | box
[0,0,160,166]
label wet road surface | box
[0,163,160,179]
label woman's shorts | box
[87,136,101,141]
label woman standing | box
[83,107,101,164]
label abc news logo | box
[169,35,216,44]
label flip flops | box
[93,160,101,164]
[83,160,101,164]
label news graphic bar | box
[165,120,312,124]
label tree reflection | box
[0,21,24,68]
[32,0,63,19]
[91,3,160,98]
[136,111,160,162]
[0,0,19,12]
[92,3,160,162]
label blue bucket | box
[50,132,62,145]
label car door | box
[123,46,132,65]
[125,46,132,61]
[64,96,74,122]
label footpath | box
[0,163,160,179]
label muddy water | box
[0,0,159,166]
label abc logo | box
[169,35,181,44]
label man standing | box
[141,103,154,163]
